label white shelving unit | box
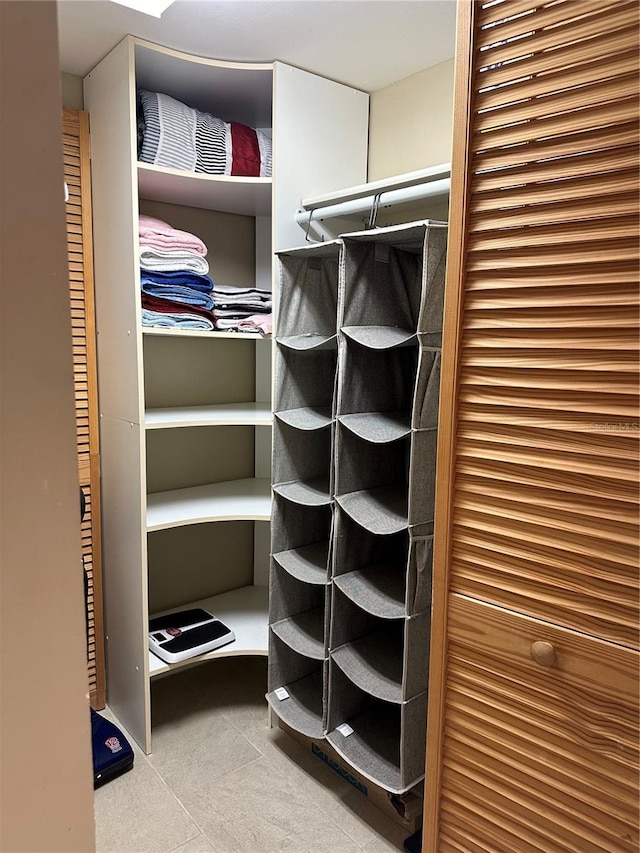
[84,36,369,752]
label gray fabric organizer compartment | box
[268,221,447,794]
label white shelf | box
[142,327,267,340]
[138,163,272,216]
[148,584,269,677]
[147,477,272,531]
[145,403,272,429]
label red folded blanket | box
[141,293,215,322]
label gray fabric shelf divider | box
[333,567,406,620]
[335,487,408,536]
[276,334,337,351]
[275,407,332,431]
[270,220,447,794]
[341,326,416,350]
[272,477,331,507]
[337,412,411,444]
[271,606,326,660]
[272,541,329,585]
[332,629,404,704]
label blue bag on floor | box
[91,708,134,788]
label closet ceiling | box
[57,0,456,92]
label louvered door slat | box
[474,143,640,192]
[425,2,639,850]
[478,3,638,68]
[62,108,105,710]
[476,0,622,49]
[475,120,639,170]
[477,49,639,112]
[476,73,639,131]
[481,24,639,87]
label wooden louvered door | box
[63,107,106,710]
[424,2,639,852]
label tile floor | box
[95,657,415,853]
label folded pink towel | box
[139,215,207,256]
[237,314,273,335]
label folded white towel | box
[139,247,210,275]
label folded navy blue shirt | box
[140,269,214,293]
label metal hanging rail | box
[294,163,451,229]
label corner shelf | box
[145,402,272,429]
[147,478,271,531]
[138,163,272,216]
[142,327,267,340]
[148,584,269,677]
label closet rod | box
[295,176,450,226]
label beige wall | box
[0,2,95,850]
[368,58,455,181]
[61,71,85,109]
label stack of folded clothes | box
[139,215,215,331]
[212,284,272,334]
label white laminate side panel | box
[272,62,369,252]
[99,415,150,753]
[83,37,143,426]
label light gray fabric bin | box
[329,585,429,703]
[273,345,337,414]
[277,241,341,340]
[271,494,332,585]
[332,506,408,620]
[272,418,332,493]
[266,632,327,739]
[336,336,418,425]
[334,423,409,497]
[326,662,428,794]
[340,224,427,332]
[269,560,326,626]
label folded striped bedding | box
[138,89,272,178]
